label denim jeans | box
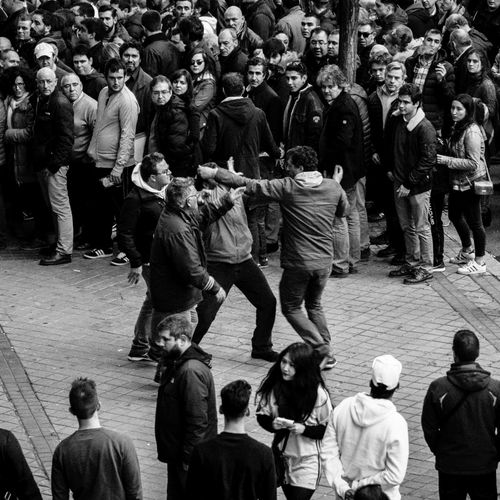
[38,166,73,255]
[129,265,154,356]
[449,188,486,258]
[356,177,370,251]
[265,201,281,244]
[192,259,276,351]
[279,267,332,357]
[332,186,360,273]
[394,187,433,268]
[247,204,268,261]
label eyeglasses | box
[358,31,373,38]
[155,169,171,176]
[191,59,204,66]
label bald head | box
[0,37,12,55]
[36,67,57,97]
[450,28,472,57]
[1,49,20,68]
[224,6,244,32]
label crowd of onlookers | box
[0,0,498,281]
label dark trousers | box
[449,188,486,257]
[246,204,268,261]
[68,159,94,239]
[439,471,497,500]
[192,259,276,351]
[166,462,187,500]
[430,190,446,266]
[282,484,315,500]
[379,172,404,252]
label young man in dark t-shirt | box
[186,380,276,500]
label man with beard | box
[219,29,248,76]
[98,4,131,43]
[155,315,217,500]
[224,6,263,56]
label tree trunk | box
[338,0,360,85]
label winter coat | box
[192,74,217,132]
[0,99,5,168]
[406,2,439,39]
[247,80,283,143]
[441,122,487,191]
[155,344,217,465]
[367,86,399,157]
[319,90,364,188]
[471,0,500,55]
[125,67,152,135]
[454,46,475,94]
[213,168,349,271]
[201,97,280,178]
[142,32,179,79]
[245,0,275,41]
[466,75,499,141]
[386,108,437,195]
[322,393,408,500]
[79,71,107,102]
[422,362,500,474]
[275,6,305,55]
[150,197,233,314]
[349,84,372,172]
[238,24,263,55]
[220,47,248,75]
[88,85,138,173]
[117,165,166,268]
[149,95,195,177]
[405,49,455,131]
[376,8,408,41]
[31,90,74,173]
[283,84,324,151]
[4,94,34,183]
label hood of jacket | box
[177,343,213,369]
[446,362,492,393]
[131,163,167,198]
[294,170,324,187]
[216,97,257,125]
[349,392,397,427]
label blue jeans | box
[279,267,332,356]
[332,185,360,273]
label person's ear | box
[245,408,250,417]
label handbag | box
[272,431,290,487]
[472,167,494,196]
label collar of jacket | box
[405,107,426,131]
[144,31,169,46]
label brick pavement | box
[1,227,500,499]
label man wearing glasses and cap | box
[322,354,409,499]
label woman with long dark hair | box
[256,343,332,500]
[437,94,488,275]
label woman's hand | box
[436,154,447,165]
[272,418,283,430]
[290,423,305,435]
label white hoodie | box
[131,163,167,198]
[321,393,408,500]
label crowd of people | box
[1,0,500,497]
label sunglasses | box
[191,59,204,66]
[358,32,373,38]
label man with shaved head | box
[0,49,20,69]
[224,6,262,55]
[32,67,74,265]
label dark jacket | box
[155,344,217,465]
[386,108,436,195]
[126,67,152,135]
[0,429,42,500]
[471,0,500,55]
[150,198,233,314]
[406,2,439,39]
[238,24,263,55]
[301,50,330,89]
[31,90,74,173]
[367,86,399,157]
[220,47,248,75]
[349,84,373,172]
[149,95,196,177]
[405,49,455,131]
[117,184,165,268]
[454,46,475,94]
[247,81,283,143]
[142,32,179,79]
[245,0,275,41]
[267,65,289,108]
[376,8,408,41]
[422,362,500,474]
[201,97,280,178]
[283,84,323,151]
[80,71,107,102]
[319,90,364,188]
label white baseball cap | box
[371,355,402,390]
[34,42,55,59]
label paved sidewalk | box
[1,226,500,499]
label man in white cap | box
[34,42,68,82]
[321,355,409,500]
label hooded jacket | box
[201,97,279,178]
[245,0,275,41]
[117,164,166,268]
[79,71,107,102]
[422,362,500,474]
[322,393,409,500]
[386,107,436,195]
[220,47,248,75]
[155,344,217,465]
[406,2,439,39]
[142,32,179,79]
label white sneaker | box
[450,249,475,265]
[457,260,486,275]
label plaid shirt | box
[413,56,433,91]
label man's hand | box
[228,186,246,203]
[127,266,141,285]
[109,172,122,184]
[396,185,410,198]
[387,171,394,182]
[435,63,447,82]
[214,287,226,304]
[290,423,305,435]
[332,165,343,184]
[372,153,381,166]
[197,165,217,180]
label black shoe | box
[388,263,415,277]
[266,242,279,254]
[370,232,388,245]
[390,254,406,266]
[251,349,279,362]
[330,270,349,278]
[349,265,358,274]
[360,248,371,261]
[368,212,385,222]
[404,267,433,284]
[39,253,72,266]
[39,243,56,257]
[377,245,398,258]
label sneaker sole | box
[110,260,129,266]
[457,269,486,276]
[83,253,113,259]
[403,276,433,284]
[127,355,155,362]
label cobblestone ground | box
[1,226,500,499]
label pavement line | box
[431,274,500,346]
[0,324,59,480]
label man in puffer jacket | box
[422,329,500,500]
